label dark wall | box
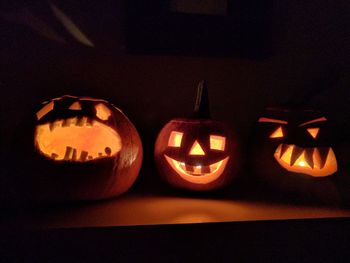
[1,0,349,193]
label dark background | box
[1,0,349,190]
[1,0,350,260]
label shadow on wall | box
[0,0,349,199]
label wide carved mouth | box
[274,144,337,177]
[164,155,229,184]
[35,117,122,162]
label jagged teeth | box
[304,148,314,169]
[314,147,330,169]
[59,146,109,161]
[49,117,94,130]
[178,161,221,175]
[49,120,63,131]
[80,150,88,161]
[201,166,211,173]
[279,144,289,158]
[290,145,304,166]
[278,144,331,169]
[64,146,73,160]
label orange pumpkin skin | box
[155,118,239,191]
[250,107,340,202]
[16,96,143,202]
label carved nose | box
[189,140,205,155]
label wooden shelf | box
[3,192,350,229]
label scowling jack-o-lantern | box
[154,81,239,191]
[251,107,340,201]
[15,95,142,202]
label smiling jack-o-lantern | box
[15,95,142,202]
[251,107,340,201]
[154,81,239,191]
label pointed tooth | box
[64,146,73,160]
[290,145,304,166]
[193,166,202,175]
[209,163,216,172]
[71,148,77,161]
[275,144,281,155]
[317,147,330,169]
[185,164,193,172]
[80,151,88,161]
[49,122,55,131]
[201,166,210,174]
[77,117,87,126]
[279,144,290,159]
[76,117,84,126]
[179,163,186,171]
[304,148,314,169]
[104,147,111,156]
[86,118,93,126]
[62,119,69,127]
[73,117,78,126]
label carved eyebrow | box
[258,117,288,124]
[299,117,327,127]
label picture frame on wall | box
[125,0,272,58]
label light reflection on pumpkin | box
[274,144,337,177]
[164,130,229,184]
[165,155,229,184]
[259,115,338,177]
[35,117,121,161]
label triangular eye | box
[36,101,54,120]
[69,101,82,110]
[307,128,319,139]
[95,103,111,120]
[270,126,284,138]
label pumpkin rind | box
[155,118,239,191]
[250,107,341,202]
[15,95,143,202]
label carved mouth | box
[35,117,121,162]
[274,144,337,177]
[164,155,229,184]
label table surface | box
[3,192,350,229]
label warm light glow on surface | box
[258,117,288,124]
[299,117,327,127]
[35,117,122,161]
[189,141,205,155]
[36,195,350,228]
[270,126,284,138]
[165,155,229,184]
[307,128,319,139]
[168,131,184,147]
[36,101,54,120]
[95,103,112,120]
[210,135,226,151]
[69,101,82,110]
[274,144,337,177]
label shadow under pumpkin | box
[250,107,341,203]
[10,95,142,203]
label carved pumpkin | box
[16,95,143,202]
[154,81,239,191]
[251,107,340,201]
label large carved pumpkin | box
[14,95,143,202]
[154,81,239,191]
[250,107,341,202]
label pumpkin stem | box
[193,80,211,119]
